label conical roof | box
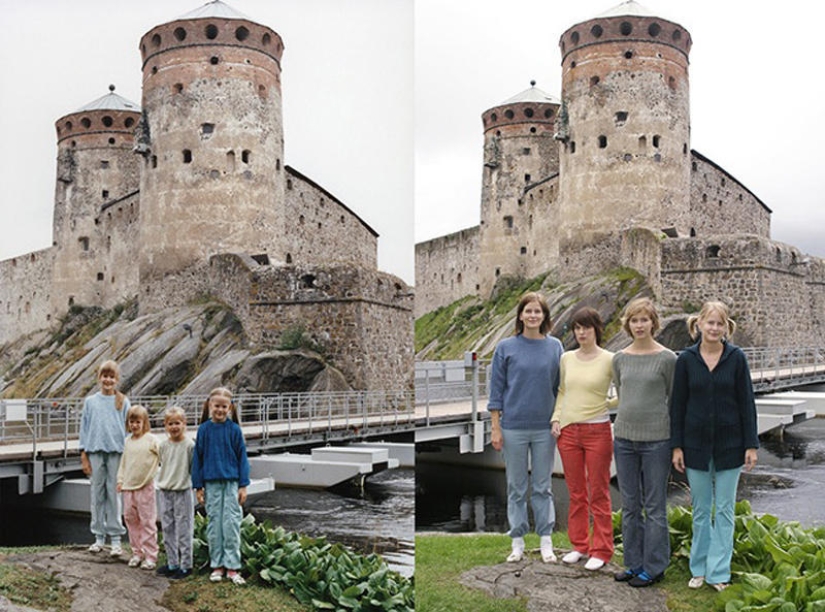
[176,0,252,22]
[596,0,657,18]
[500,82,560,106]
[74,85,140,113]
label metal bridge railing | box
[0,390,415,454]
[415,347,825,407]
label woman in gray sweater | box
[612,298,676,587]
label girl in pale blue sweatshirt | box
[192,387,250,585]
[79,359,129,556]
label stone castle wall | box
[138,253,413,390]
[0,248,56,341]
[661,236,821,347]
[284,167,378,269]
[689,152,770,239]
[414,227,479,317]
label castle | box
[415,1,825,347]
[0,1,413,391]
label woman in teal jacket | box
[670,301,759,592]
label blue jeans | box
[686,461,741,584]
[88,451,125,541]
[613,438,671,577]
[501,428,556,538]
[204,480,243,570]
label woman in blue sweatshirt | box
[488,291,563,563]
[670,301,758,592]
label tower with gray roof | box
[478,82,561,297]
[51,86,142,310]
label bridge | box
[415,347,825,454]
[0,390,414,495]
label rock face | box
[0,301,350,399]
[460,555,669,612]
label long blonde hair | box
[200,387,238,424]
[97,359,126,411]
[687,301,737,340]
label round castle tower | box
[52,86,141,310]
[478,82,561,297]
[137,0,285,282]
[556,0,692,251]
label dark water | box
[416,418,825,533]
[0,467,414,578]
[248,467,414,576]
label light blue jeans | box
[204,480,243,570]
[686,461,741,584]
[501,428,556,538]
[613,438,671,577]
[88,451,125,542]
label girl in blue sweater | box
[670,301,759,592]
[192,387,250,585]
[488,292,563,563]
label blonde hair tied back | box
[687,301,737,340]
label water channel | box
[416,417,825,533]
[0,466,415,577]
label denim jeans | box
[558,421,614,561]
[88,451,125,541]
[686,461,741,584]
[613,438,671,576]
[501,428,556,538]
[204,480,243,570]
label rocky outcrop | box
[0,301,350,399]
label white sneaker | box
[507,537,525,562]
[584,557,605,571]
[562,550,586,564]
[688,576,705,589]
[128,555,141,568]
[110,545,123,557]
[140,560,157,571]
[540,536,557,563]
[88,542,103,553]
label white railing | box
[415,347,825,407]
[0,390,415,451]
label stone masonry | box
[414,1,824,349]
[0,1,412,391]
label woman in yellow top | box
[551,307,616,571]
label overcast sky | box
[415,0,825,262]
[0,0,414,283]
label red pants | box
[123,482,159,562]
[558,421,614,562]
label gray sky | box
[0,0,414,283]
[415,0,825,261]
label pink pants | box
[557,421,614,562]
[123,482,159,562]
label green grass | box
[162,574,309,612]
[415,532,570,612]
[0,556,73,612]
[416,532,721,612]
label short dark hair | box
[571,306,604,346]
[514,291,552,336]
